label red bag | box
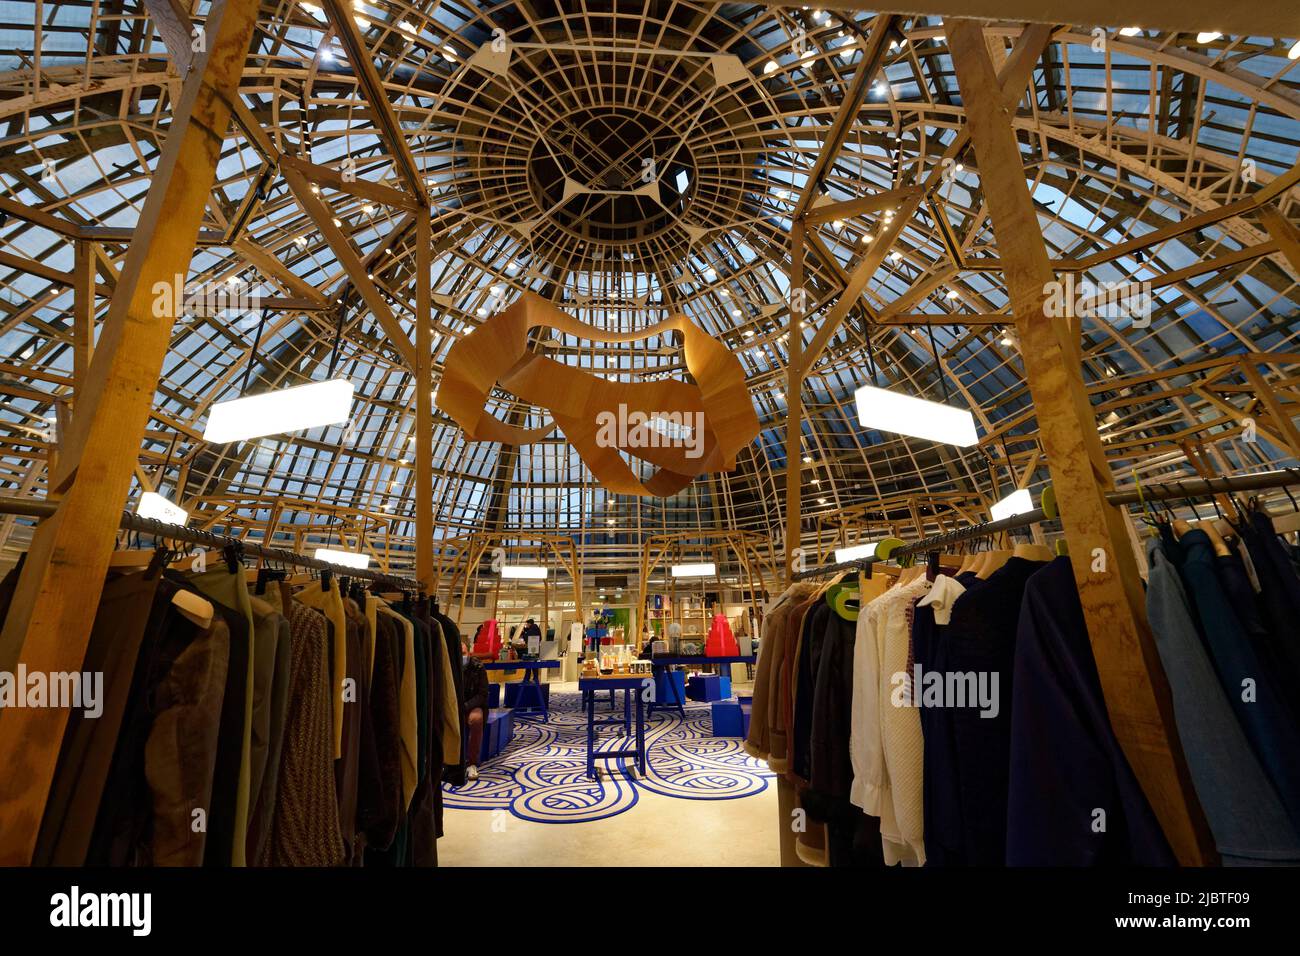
[705,613,739,657]
[473,619,502,658]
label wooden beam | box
[1239,360,1300,459]
[281,162,416,367]
[799,21,1052,374]
[1062,192,1273,272]
[1258,205,1300,279]
[415,212,433,590]
[948,17,1215,866]
[784,219,805,584]
[0,249,73,286]
[142,0,196,74]
[791,15,895,221]
[278,154,422,212]
[876,312,1008,327]
[801,193,922,372]
[0,195,78,237]
[0,0,262,865]
[320,0,427,202]
[231,238,330,308]
[918,22,1055,196]
[72,240,94,392]
[805,186,923,226]
[750,1,1299,36]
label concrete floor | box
[439,677,780,866]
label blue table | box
[647,655,756,717]
[482,660,560,720]
[578,675,649,780]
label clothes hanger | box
[1010,526,1053,562]
[1011,541,1054,561]
[1133,473,1161,539]
[135,540,215,628]
[1170,496,1195,539]
[976,535,1013,579]
[828,584,860,621]
[1196,520,1233,557]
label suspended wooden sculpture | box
[436,292,760,496]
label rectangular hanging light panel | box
[854,384,978,446]
[136,491,189,526]
[671,562,717,578]
[314,547,371,570]
[500,565,547,579]
[203,378,354,443]
[833,541,879,563]
[991,488,1034,522]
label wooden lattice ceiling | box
[0,1,1298,576]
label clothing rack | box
[792,468,1300,581]
[0,495,422,591]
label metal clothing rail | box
[0,495,422,591]
[792,468,1300,581]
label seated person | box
[462,648,490,780]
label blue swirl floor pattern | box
[442,692,773,824]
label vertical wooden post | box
[415,214,434,591]
[492,564,502,621]
[948,18,1213,865]
[569,541,583,628]
[0,0,261,864]
[72,239,95,398]
[784,220,806,584]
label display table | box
[482,660,561,720]
[577,675,648,780]
[647,655,756,717]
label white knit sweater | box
[850,577,931,866]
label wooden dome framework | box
[0,0,1296,864]
[0,2,1295,579]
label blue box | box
[481,711,500,760]
[480,708,516,760]
[711,701,744,736]
[488,683,501,709]
[654,669,686,705]
[499,709,514,749]
[687,674,731,702]
[505,681,550,710]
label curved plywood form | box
[437,292,760,496]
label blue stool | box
[710,701,744,736]
[687,674,731,702]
